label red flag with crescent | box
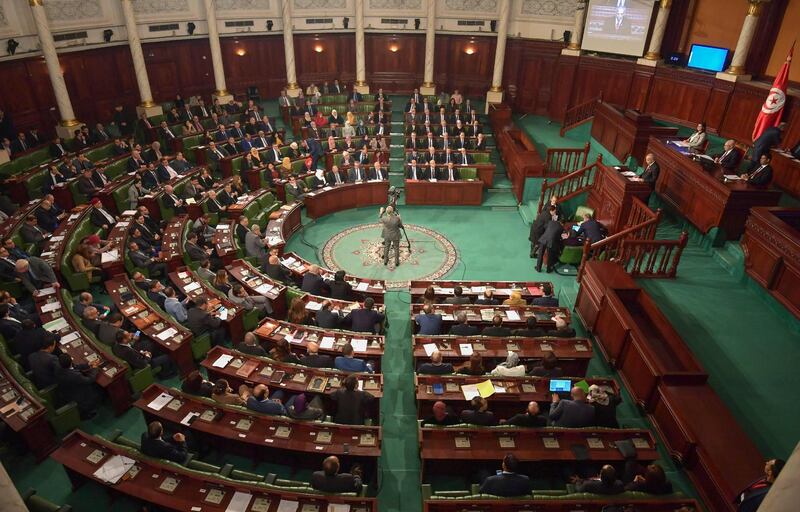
[752,43,793,141]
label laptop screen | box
[549,379,572,393]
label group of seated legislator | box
[406,157,476,182]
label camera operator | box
[379,205,403,267]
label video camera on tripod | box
[387,186,402,209]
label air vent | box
[224,20,255,28]
[457,20,486,27]
[53,31,88,42]
[380,18,408,25]
[148,23,180,32]
[306,18,334,24]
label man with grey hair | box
[379,205,403,267]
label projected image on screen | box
[582,0,654,57]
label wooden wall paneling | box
[719,82,771,142]
[294,34,356,87]
[745,0,789,79]
[572,56,635,108]
[143,39,214,102]
[703,79,734,134]
[365,33,424,93]
[0,59,55,134]
[626,65,655,112]
[547,54,579,121]
[503,40,561,115]
[221,36,287,98]
[434,35,496,96]
[644,67,713,129]
[660,0,692,56]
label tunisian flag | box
[752,43,793,141]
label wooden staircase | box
[560,93,603,137]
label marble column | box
[204,0,233,104]
[564,0,587,56]
[420,0,436,95]
[719,0,769,80]
[354,0,369,93]
[485,0,511,112]
[120,0,162,117]
[637,0,672,66]
[281,0,300,97]
[29,0,81,139]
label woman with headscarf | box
[502,290,527,306]
[328,109,344,126]
[489,351,526,377]
[279,156,293,178]
[587,384,621,428]
[313,109,328,128]
[302,111,313,127]
[311,168,328,189]
[287,141,303,160]
[249,146,262,166]
[342,120,355,138]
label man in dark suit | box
[479,454,532,497]
[475,290,499,305]
[113,329,176,377]
[505,401,547,428]
[55,353,100,418]
[575,213,605,243]
[206,141,228,171]
[640,153,660,186]
[35,199,61,232]
[531,283,559,307]
[751,122,786,164]
[49,137,68,158]
[264,255,292,284]
[482,315,512,337]
[16,256,59,293]
[306,136,324,170]
[315,301,340,329]
[128,149,147,173]
[743,153,773,186]
[460,396,497,426]
[330,374,374,424]
[529,205,555,258]
[28,338,60,389]
[235,216,250,245]
[714,139,743,171]
[549,385,595,427]
[441,161,460,181]
[299,341,334,368]
[512,316,546,337]
[90,198,118,230]
[448,312,479,336]
[141,421,188,463]
[443,286,470,305]
[343,297,385,334]
[536,219,565,273]
[406,159,428,180]
[417,350,454,375]
[41,166,65,196]
[733,458,785,512]
[235,332,268,356]
[128,241,167,278]
[10,132,29,155]
[310,456,363,493]
[184,232,210,265]
[301,265,325,295]
[186,297,226,347]
[0,304,23,341]
[77,168,100,201]
[573,465,625,495]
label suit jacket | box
[716,148,742,171]
[90,207,116,228]
[348,167,367,182]
[406,166,428,180]
[460,409,498,426]
[184,241,208,263]
[17,256,58,292]
[480,473,533,497]
[448,323,479,336]
[28,351,60,388]
[42,173,65,195]
[344,308,384,334]
[50,142,68,158]
[538,220,564,250]
[549,399,595,427]
[141,434,188,464]
[301,273,325,295]
[641,162,660,185]
[310,471,362,493]
[244,231,267,262]
[748,164,773,186]
[330,388,374,425]
[35,207,60,232]
[315,309,340,329]
[576,218,604,242]
[186,307,221,336]
[300,353,334,369]
[20,223,46,246]
[264,263,291,284]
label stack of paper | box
[458,343,473,356]
[212,354,234,368]
[320,336,336,349]
[43,317,68,333]
[355,282,369,292]
[156,327,178,340]
[225,491,253,512]
[351,338,368,353]
[147,392,174,411]
[93,455,135,484]
[422,343,437,356]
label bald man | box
[263,254,291,283]
[549,386,595,428]
[422,400,458,426]
[301,264,325,295]
[235,332,267,357]
[311,456,363,493]
[300,341,334,368]
[713,139,743,172]
[504,401,547,427]
[417,350,454,375]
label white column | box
[29,0,81,139]
[718,0,768,81]
[420,0,436,95]
[120,0,162,117]
[485,0,511,111]
[637,0,672,66]
[564,0,587,55]
[281,0,300,97]
[354,0,369,93]
[204,0,233,103]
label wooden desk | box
[591,102,679,165]
[211,219,238,267]
[281,252,386,303]
[201,346,383,399]
[159,215,189,272]
[221,187,273,220]
[413,336,592,377]
[650,384,763,512]
[574,261,638,332]
[649,137,782,241]
[0,198,41,240]
[169,266,245,343]
[255,318,384,368]
[741,207,800,320]
[587,162,653,233]
[402,157,496,188]
[416,374,618,419]
[101,212,136,278]
[138,169,199,222]
[106,275,195,377]
[135,384,381,464]
[34,288,131,415]
[410,304,570,332]
[404,180,483,206]
[770,149,800,198]
[424,498,700,512]
[52,430,377,512]
[265,203,302,254]
[189,176,233,221]
[95,174,135,215]
[409,280,548,304]
[226,259,288,319]
[304,181,389,219]
[495,126,544,202]
[38,206,92,277]
[0,359,56,460]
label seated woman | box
[248,147,262,167]
[422,286,437,305]
[489,351,526,377]
[265,162,280,184]
[288,297,311,325]
[270,338,301,364]
[314,110,328,127]
[302,111,313,127]
[231,175,248,194]
[211,378,246,406]
[502,290,527,306]
[684,122,708,152]
[183,120,197,135]
[212,269,232,295]
[279,156,294,179]
[528,351,563,377]
[181,370,213,397]
[71,245,101,281]
[82,234,113,265]
[587,384,621,428]
[624,462,674,495]
[457,353,486,375]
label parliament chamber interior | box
[0,0,799,511]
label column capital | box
[747,0,770,16]
[659,0,672,8]
[29,0,44,6]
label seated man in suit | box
[449,312,479,336]
[315,300,341,329]
[186,296,226,347]
[479,454,533,497]
[156,157,179,182]
[532,283,559,307]
[264,254,292,284]
[714,139,743,172]
[460,396,497,426]
[20,215,49,250]
[475,289,499,305]
[334,342,374,373]
[549,385,595,427]
[311,456,363,494]
[348,161,368,182]
[327,165,348,186]
[28,338,61,389]
[406,159,428,180]
[482,315,511,337]
[415,304,442,335]
[300,341,334,368]
[206,141,228,171]
[235,331,268,356]
[503,401,547,428]
[443,286,471,305]
[89,198,118,231]
[15,258,59,293]
[113,328,177,377]
[35,199,61,232]
[183,232,211,266]
[286,176,308,202]
[50,137,68,158]
[422,401,459,426]
[512,316,547,337]
[55,353,100,419]
[573,465,625,495]
[417,350,454,375]
[575,213,605,243]
[162,185,186,215]
[73,291,111,319]
[127,241,167,278]
[741,153,773,186]
[301,265,325,295]
[640,153,660,187]
[343,297,385,334]
[41,166,66,196]
[141,421,187,463]
[734,458,785,512]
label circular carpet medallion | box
[321,223,458,289]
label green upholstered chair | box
[573,205,595,222]
[22,490,73,512]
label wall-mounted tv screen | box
[687,44,730,73]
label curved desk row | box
[304,181,389,220]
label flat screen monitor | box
[549,379,572,393]
[582,0,655,57]
[687,44,730,72]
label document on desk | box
[93,455,135,484]
[276,500,299,512]
[423,343,437,357]
[43,317,68,333]
[355,281,369,292]
[476,379,496,398]
[459,343,473,356]
[156,327,178,340]
[305,301,323,311]
[101,249,120,264]
[320,336,336,350]
[41,301,62,313]
[59,331,81,345]
[225,491,253,512]
[328,504,351,512]
[460,383,480,401]
[350,338,368,353]
[670,140,690,148]
[212,354,234,368]
[184,281,201,293]
[724,174,743,180]
[147,392,174,411]
[505,310,521,321]
[254,283,274,295]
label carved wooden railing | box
[560,93,603,137]
[577,198,662,281]
[544,143,590,178]
[537,154,603,214]
[617,232,689,278]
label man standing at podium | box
[379,206,403,267]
